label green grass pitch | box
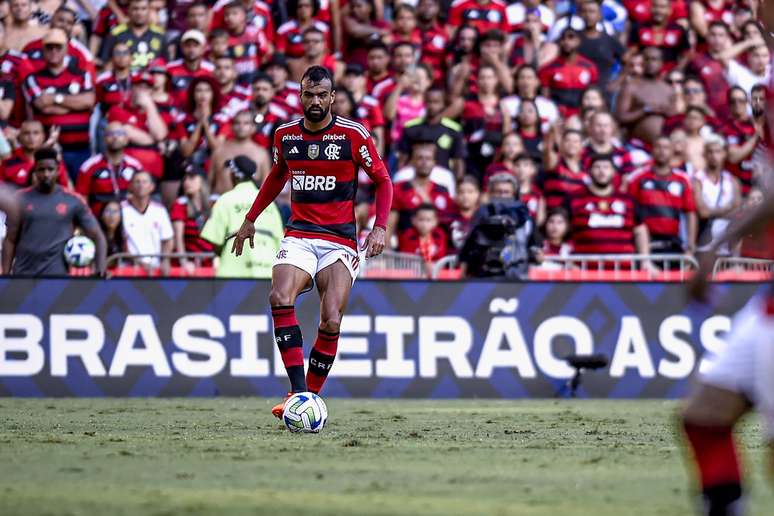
[1,399,772,515]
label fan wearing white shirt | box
[392,148,457,198]
[121,170,173,273]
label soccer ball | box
[282,392,328,433]
[64,235,96,267]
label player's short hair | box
[209,28,228,40]
[54,5,77,18]
[458,174,481,191]
[251,71,273,86]
[413,202,437,216]
[301,65,334,90]
[479,29,505,44]
[367,40,389,55]
[588,153,616,169]
[708,20,731,35]
[223,0,246,12]
[33,147,59,164]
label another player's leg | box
[681,384,750,515]
[269,263,314,418]
[306,260,352,394]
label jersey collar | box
[299,114,336,136]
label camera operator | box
[458,173,539,279]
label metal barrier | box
[431,254,699,281]
[360,250,426,279]
[105,253,217,278]
[712,257,774,280]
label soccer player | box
[230,66,393,418]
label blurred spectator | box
[628,0,690,72]
[448,174,481,251]
[391,4,420,47]
[693,135,741,255]
[166,30,214,109]
[462,64,508,176]
[507,8,556,69]
[75,121,141,215]
[121,170,173,271]
[170,164,213,273]
[215,55,251,121]
[397,86,465,178]
[389,63,431,146]
[200,154,283,277]
[100,0,167,70]
[383,41,418,123]
[221,1,269,85]
[90,0,129,60]
[277,0,330,59]
[539,28,598,117]
[458,173,537,279]
[263,54,302,116]
[288,26,341,83]
[23,6,95,80]
[209,0,274,37]
[616,46,674,146]
[393,141,456,196]
[540,207,572,258]
[389,142,454,243]
[23,28,95,182]
[107,72,168,180]
[365,41,394,104]
[210,109,269,195]
[342,0,390,69]
[514,153,545,226]
[510,98,542,166]
[566,154,651,258]
[98,200,126,257]
[483,132,525,187]
[683,106,712,172]
[737,187,768,258]
[0,119,67,187]
[447,0,509,37]
[250,72,288,149]
[722,86,762,196]
[626,136,697,256]
[341,63,385,155]
[542,128,587,209]
[416,0,448,82]
[686,21,732,118]
[2,147,106,275]
[96,42,133,115]
[398,202,447,276]
[502,64,559,134]
[178,76,224,163]
[576,0,624,90]
[582,110,646,176]
[4,0,47,51]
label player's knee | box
[269,288,294,308]
[319,316,341,334]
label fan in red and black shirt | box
[222,1,270,85]
[686,21,733,119]
[626,136,697,255]
[165,30,215,109]
[398,202,448,263]
[567,154,651,258]
[538,28,598,117]
[0,120,68,188]
[170,166,215,263]
[0,48,34,127]
[95,42,133,115]
[365,41,396,105]
[416,0,449,83]
[75,121,142,215]
[542,129,588,209]
[722,86,762,196]
[23,29,96,182]
[391,4,423,47]
[23,6,96,82]
[249,73,290,149]
[447,0,509,37]
[263,54,304,117]
[214,55,252,123]
[89,0,128,62]
[210,0,274,36]
[276,0,331,59]
[628,0,691,72]
[581,111,647,177]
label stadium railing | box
[712,257,774,281]
[431,254,700,281]
[104,253,217,278]
[360,250,426,279]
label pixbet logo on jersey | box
[292,174,337,191]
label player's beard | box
[591,178,611,189]
[304,104,329,123]
[37,179,55,193]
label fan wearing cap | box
[22,28,96,183]
[209,109,270,195]
[100,0,167,71]
[106,71,168,180]
[166,30,215,109]
[22,6,96,81]
[201,154,283,278]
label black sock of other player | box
[271,305,306,393]
[306,329,339,394]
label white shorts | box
[701,296,774,439]
[273,236,361,286]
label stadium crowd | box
[0,0,771,277]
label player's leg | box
[681,298,761,514]
[269,263,314,396]
[306,259,353,394]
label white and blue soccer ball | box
[64,235,96,267]
[282,392,328,433]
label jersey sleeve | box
[72,194,99,232]
[245,130,290,222]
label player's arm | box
[358,131,393,257]
[232,135,290,256]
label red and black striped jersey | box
[226,26,269,85]
[581,144,644,177]
[541,159,589,209]
[520,184,544,222]
[75,152,142,215]
[368,75,397,107]
[538,55,598,116]
[165,59,215,109]
[448,0,510,34]
[0,49,33,127]
[626,168,695,240]
[419,24,448,83]
[568,188,641,254]
[269,115,389,248]
[210,0,274,35]
[95,71,132,114]
[628,22,690,72]
[0,148,68,188]
[276,20,331,59]
[355,95,385,130]
[23,65,94,148]
[169,196,215,254]
[275,82,303,116]
[722,117,757,195]
[23,37,96,81]
[93,3,127,39]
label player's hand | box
[361,226,386,258]
[687,251,716,303]
[231,219,255,257]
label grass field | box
[0,399,772,516]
